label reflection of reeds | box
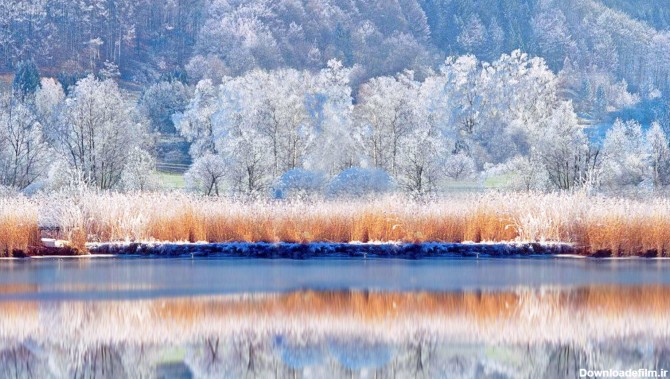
[150,287,670,321]
[10,192,670,255]
[1,287,670,346]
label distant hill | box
[601,0,670,30]
[1,0,668,116]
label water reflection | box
[0,286,669,378]
[5,257,670,301]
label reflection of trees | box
[185,333,270,379]
[408,344,479,379]
[5,285,670,378]
[185,336,228,379]
[4,336,670,378]
[74,344,125,379]
[655,345,670,371]
[119,343,157,379]
[233,331,265,378]
[0,342,161,379]
[0,345,38,379]
[411,331,436,377]
[129,338,670,378]
[205,336,221,371]
[546,344,584,379]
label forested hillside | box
[1,0,669,197]
[3,0,669,95]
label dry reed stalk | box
[8,191,670,256]
[0,197,40,256]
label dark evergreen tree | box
[12,60,40,99]
[56,72,88,96]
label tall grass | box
[0,197,40,256]
[33,192,537,244]
[7,191,670,255]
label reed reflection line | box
[0,286,669,346]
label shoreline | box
[7,193,670,258]
[4,240,660,259]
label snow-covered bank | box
[9,192,670,257]
[85,241,576,258]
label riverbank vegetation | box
[4,191,670,257]
[0,197,40,256]
[2,1,670,258]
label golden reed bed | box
[1,286,670,346]
[3,192,670,256]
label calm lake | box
[1,257,670,378]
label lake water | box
[1,257,670,378]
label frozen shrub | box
[185,153,227,196]
[443,153,476,180]
[139,80,191,134]
[601,119,647,190]
[121,148,158,192]
[185,55,228,85]
[327,168,395,198]
[273,169,325,199]
[486,156,550,192]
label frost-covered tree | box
[99,60,121,80]
[185,152,227,196]
[302,60,357,175]
[185,55,229,85]
[173,79,218,157]
[397,124,448,194]
[395,87,448,194]
[34,77,65,143]
[534,101,596,190]
[531,3,573,71]
[212,69,313,183]
[601,118,647,189]
[139,80,191,134]
[645,121,670,189]
[120,147,157,191]
[457,15,487,53]
[177,63,357,195]
[223,127,274,195]
[426,54,480,140]
[354,71,419,176]
[443,152,476,181]
[479,51,560,163]
[423,50,562,169]
[54,75,151,189]
[0,95,50,190]
[249,69,313,175]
